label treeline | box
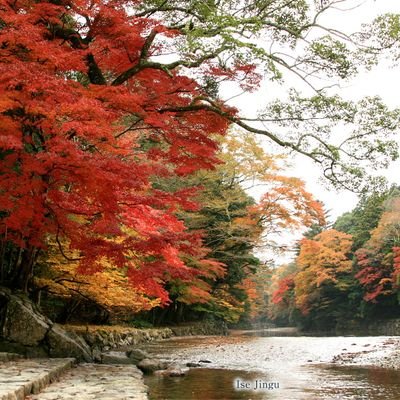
[33,132,323,326]
[2,0,400,330]
[268,187,400,331]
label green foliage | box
[334,186,400,250]
[129,319,154,329]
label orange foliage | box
[294,229,353,314]
[251,180,325,235]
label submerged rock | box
[167,365,189,377]
[137,358,169,373]
[186,362,202,368]
[154,364,189,377]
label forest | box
[1,0,400,331]
[269,187,400,331]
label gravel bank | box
[332,337,400,369]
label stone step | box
[0,358,75,400]
[28,364,148,400]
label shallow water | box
[142,331,400,400]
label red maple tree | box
[354,250,389,303]
[0,0,242,300]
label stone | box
[0,352,23,361]
[1,291,50,346]
[154,364,189,377]
[127,349,149,363]
[0,288,93,361]
[137,358,169,373]
[166,365,189,377]
[47,324,93,362]
[92,347,102,362]
[23,364,148,400]
[101,351,133,364]
[0,358,75,400]
[186,362,201,368]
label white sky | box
[221,0,400,262]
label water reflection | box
[146,366,400,400]
[146,369,267,400]
[310,365,400,400]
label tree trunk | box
[12,246,38,292]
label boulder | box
[47,324,92,362]
[1,291,50,346]
[127,348,149,363]
[166,365,189,377]
[0,287,93,361]
[137,358,169,373]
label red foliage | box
[392,247,400,287]
[0,0,234,301]
[355,249,393,303]
[272,274,295,305]
[206,63,262,92]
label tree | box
[293,229,355,328]
[130,0,400,191]
[334,187,400,251]
[268,263,297,325]
[1,0,399,303]
[34,238,160,323]
[0,0,234,298]
[148,131,324,323]
[355,196,400,311]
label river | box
[141,329,400,400]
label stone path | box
[0,358,75,400]
[28,364,148,400]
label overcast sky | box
[222,0,400,262]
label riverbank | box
[0,357,147,400]
[230,326,400,370]
[2,329,400,399]
[332,336,400,370]
[63,320,227,357]
[0,325,224,400]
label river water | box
[142,329,400,400]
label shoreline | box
[331,336,400,370]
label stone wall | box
[65,320,228,355]
[169,321,228,337]
[0,284,229,360]
[65,325,174,354]
[364,319,400,336]
[335,318,400,336]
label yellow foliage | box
[294,229,353,314]
[36,237,159,316]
